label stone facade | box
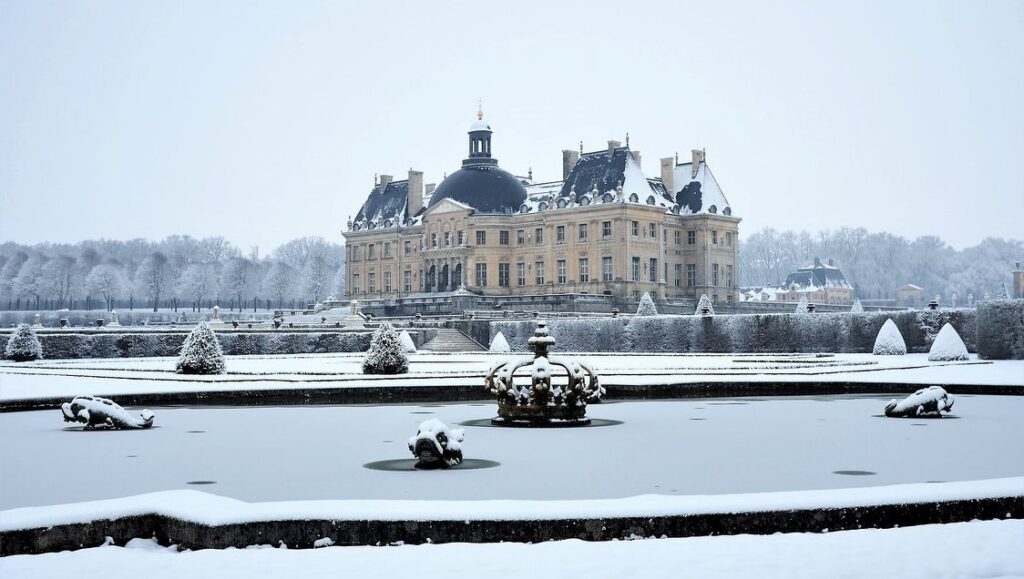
[343,116,740,311]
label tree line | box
[738,227,1021,302]
[0,236,346,312]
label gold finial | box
[477,97,483,120]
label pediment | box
[423,198,473,216]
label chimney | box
[630,150,642,168]
[562,149,579,180]
[607,140,621,156]
[660,157,675,192]
[828,258,835,267]
[379,174,393,190]
[691,149,704,178]
[425,183,436,196]
[407,170,423,217]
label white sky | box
[1,0,1022,251]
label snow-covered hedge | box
[0,309,273,328]
[976,299,1024,360]
[23,331,372,359]
[4,324,43,362]
[492,309,977,354]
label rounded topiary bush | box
[176,322,226,374]
[4,324,43,362]
[489,331,510,353]
[363,322,409,375]
[636,292,658,316]
[873,318,907,355]
[928,323,969,361]
[399,330,417,353]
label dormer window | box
[708,205,718,214]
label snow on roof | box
[352,179,410,230]
[671,162,733,216]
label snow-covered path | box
[3,519,1023,579]
[3,397,1023,509]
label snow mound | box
[176,322,226,374]
[850,299,864,313]
[398,330,417,353]
[362,322,409,374]
[4,323,43,362]
[884,386,955,418]
[928,323,969,361]
[636,292,658,316]
[489,331,511,353]
[872,319,906,355]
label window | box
[725,232,733,247]
[649,258,658,282]
[712,230,719,245]
[403,241,411,255]
[403,270,412,292]
[516,262,526,286]
[499,231,509,245]
[475,263,487,287]
[578,223,588,241]
[556,225,566,243]
[602,256,613,281]
[631,257,640,281]
[674,231,681,245]
[535,228,544,245]
[674,264,682,287]
[351,246,360,261]
[649,223,656,238]
[430,234,438,248]
[384,271,392,292]
[535,261,545,285]
[476,231,486,245]
[712,263,719,286]
[713,294,719,304]
[687,231,696,245]
[557,260,567,284]
[579,258,589,283]
[368,272,376,293]
[727,293,734,304]
[368,244,376,259]
[352,273,360,294]
[498,263,510,287]
[631,221,639,236]
[517,230,526,245]
[457,230,464,245]
[726,265,733,288]
[687,264,696,288]
[602,221,612,239]
[383,243,391,258]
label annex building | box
[343,112,740,314]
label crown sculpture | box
[484,321,603,425]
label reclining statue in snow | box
[408,418,464,469]
[884,386,954,418]
[61,396,155,430]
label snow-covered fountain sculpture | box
[484,321,603,426]
[408,418,464,469]
[884,386,954,418]
[61,395,155,429]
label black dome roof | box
[427,163,527,214]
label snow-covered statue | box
[928,323,969,361]
[884,386,954,418]
[872,319,907,355]
[485,321,603,425]
[447,231,454,247]
[408,418,464,469]
[313,301,324,313]
[695,294,715,316]
[61,396,155,430]
[32,313,43,328]
[209,305,225,326]
[108,311,121,327]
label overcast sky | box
[2,0,1022,252]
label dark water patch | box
[186,480,217,485]
[187,430,206,433]
[363,459,500,472]
[833,470,877,476]
[459,418,623,429]
[410,411,434,415]
[689,418,706,421]
[125,455,137,458]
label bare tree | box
[85,263,127,311]
[41,255,77,308]
[135,252,172,311]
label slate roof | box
[559,147,671,205]
[353,179,411,226]
[783,262,852,290]
[426,163,528,214]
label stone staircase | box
[420,328,487,352]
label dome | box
[427,164,527,214]
[470,119,492,132]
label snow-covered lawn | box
[1,353,1020,403]
[3,398,1023,509]
[3,519,1023,579]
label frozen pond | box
[2,395,1023,510]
